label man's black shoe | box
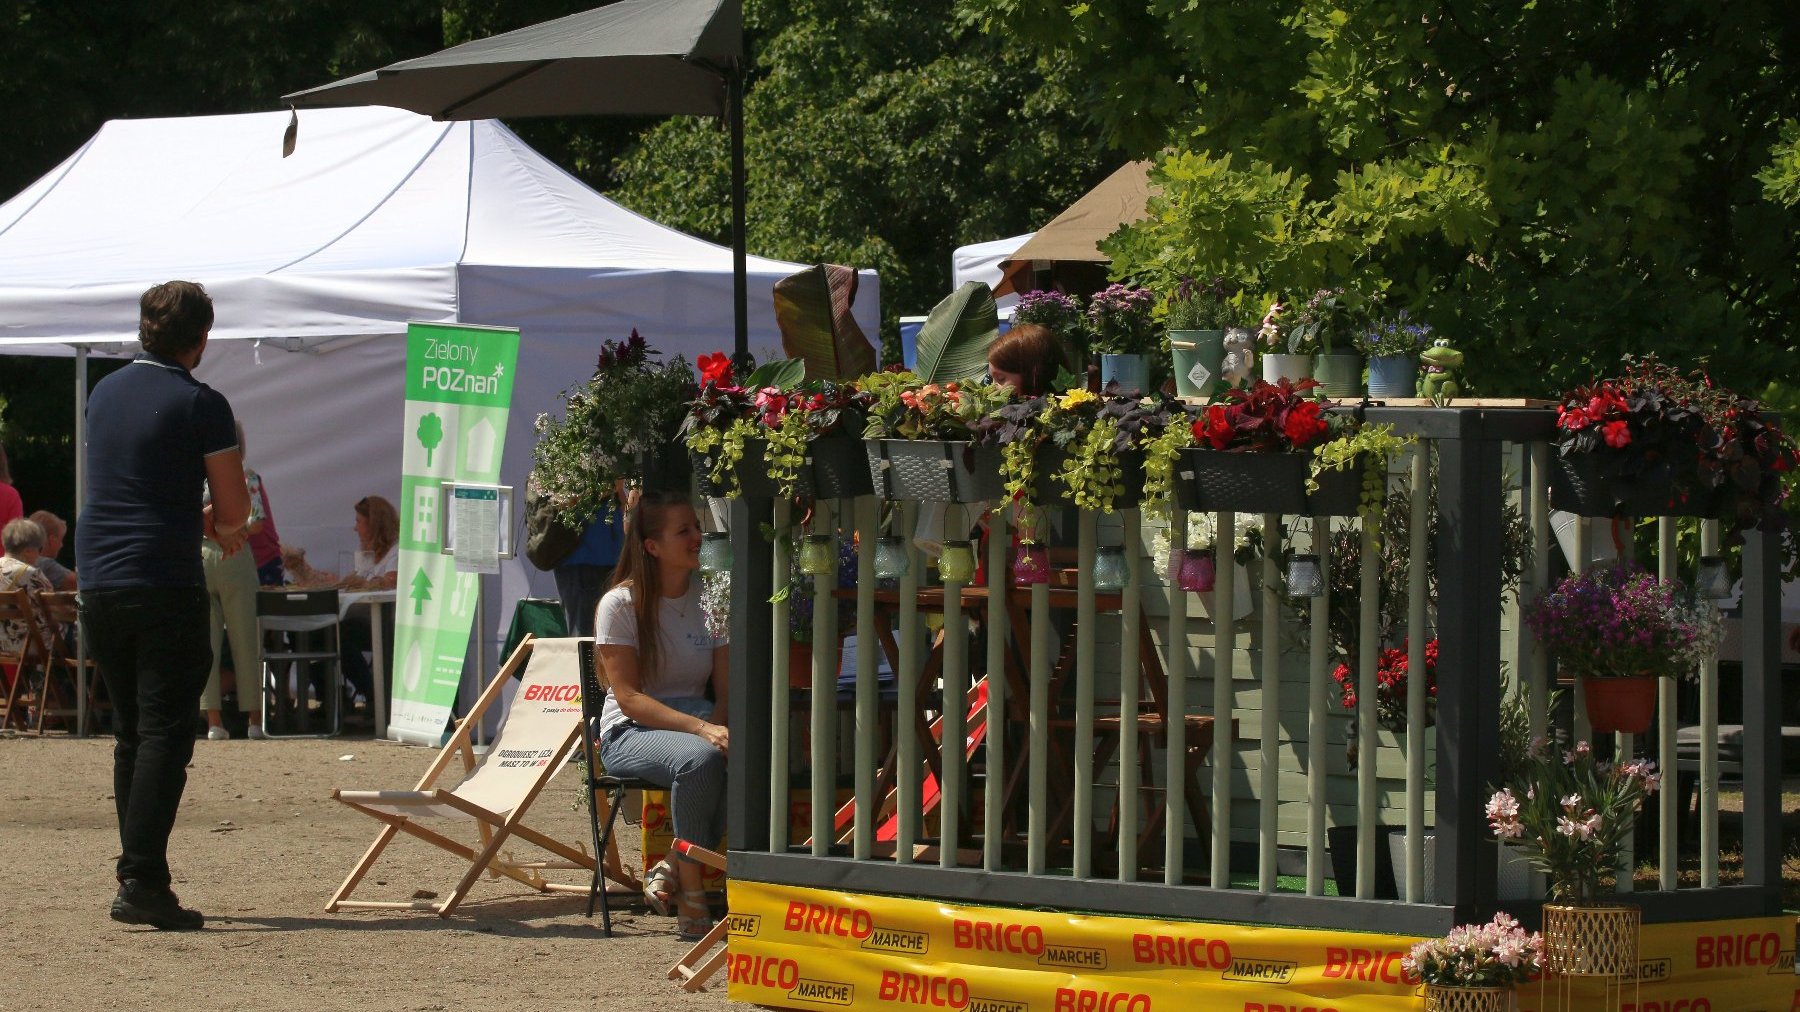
[110,881,204,930]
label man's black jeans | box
[81,587,211,889]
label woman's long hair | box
[608,489,692,686]
[987,323,1071,397]
[356,495,399,562]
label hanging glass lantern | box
[799,534,836,576]
[1696,555,1733,600]
[1285,553,1325,598]
[938,540,977,584]
[874,535,910,580]
[699,532,733,575]
[1177,549,1217,593]
[1012,544,1051,587]
[1092,545,1128,591]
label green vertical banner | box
[389,322,520,744]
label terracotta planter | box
[1422,984,1511,1012]
[787,640,812,690]
[1541,902,1640,976]
[1579,675,1657,735]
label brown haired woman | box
[594,490,728,940]
[282,495,400,711]
[986,322,1072,398]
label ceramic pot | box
[1100,353,1150,395]
[1579,674,1657,735]
[1366,354,1419,399]
[1312,351,1363,399]
[1261,352,1313,385]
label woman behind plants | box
[986,323,1072,398]
[594,490,728,941]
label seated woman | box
[282,495,398,708]
[593,490,728,941]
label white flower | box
[1560,793,1583,811]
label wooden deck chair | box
[667,839,730,992]
[326,635,604,918]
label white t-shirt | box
[354,545,397,582]
[594,577,724,736]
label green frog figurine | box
[1418,338,1465,406]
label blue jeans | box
[597,697,727,859]
[81,587,212,888]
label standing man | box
[78,281,251,931]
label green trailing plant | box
[1139,416,1196,523]
[1308,422,1417,519]
[680,354,807,498]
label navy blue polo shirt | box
[76,352,238,589]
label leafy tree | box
[960,0,1800,397]
[607,0,1118,353]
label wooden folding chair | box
[667,839,730,992]
[36,592,106,734]
[326,636,623,917]
[0,588,56,732]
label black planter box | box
[1032,447,1148,511]
[691,434,873,500]
[1548,453,1720,519]
[867,439,1006,503]
[1173,449,1363,516]
[630,448,693,495]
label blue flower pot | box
[1366,355,1418,399]
[1100,354,1150,396]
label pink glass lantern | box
[1177,549,1216,592]
[1012,544,1051,586]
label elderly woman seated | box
[2,518,57,670]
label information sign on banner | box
[388,321,520,745]
[450,486,501,575]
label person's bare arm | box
[598,643,729,753]
[204,450,252,556]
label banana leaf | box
[914,281,999,383]
[744,357,806,390]
[773,264,876,381]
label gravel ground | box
[0,734,733,1012]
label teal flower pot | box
[1169,329,1225,399]
[1100,353,1150,395]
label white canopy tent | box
[0,106,878,642]
[951,233,1032,318]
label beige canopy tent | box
[994,160,1153,296]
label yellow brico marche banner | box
[726,881,1796,1011]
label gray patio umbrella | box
[283,0,751,356]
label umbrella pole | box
[729,60,749,364]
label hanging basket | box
[1548,453,1719,519]
[1422,984,1511,1012]
[1173,449,1363,516]
[1578,675,1658,735]
[1541,903,1640,977]
[867,439,1006,503]
[690,436,873,500]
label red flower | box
[697,352,734,389]
[1195,405,1235,450]
[1282,400,1327,448]
[1601,420,1631,448]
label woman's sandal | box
[676,888,714,942]
[642,859,676,916]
